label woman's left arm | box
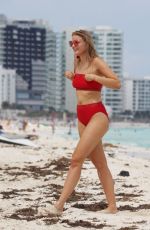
[86,57,121,89]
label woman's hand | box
[84,74,95,81]
[65,71,74,80]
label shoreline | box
[109,120,150,128]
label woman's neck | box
[78,52,90,64]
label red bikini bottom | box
[77,101,109,126]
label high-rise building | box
[124,76,150,112]
[45,32,66,112]
[133,77,150,112]
[0,15,56,110]
[93,26,123,116]
[123,77,133,112]
[55,32,66,111]
[0,65,16,109]
[64,28,77,113]
[0,15,7,66]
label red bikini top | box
[72,73,102,91]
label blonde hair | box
[72,30,98,62]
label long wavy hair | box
[72,30,98,64]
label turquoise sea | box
[104,126,150,148]
[57,123,150,149]
[55,123,150,160]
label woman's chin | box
[74,50,81,56]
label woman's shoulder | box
[92,57,101,68]
[93,56,107,68]
[93,56,103,64]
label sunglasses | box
[69,40,80,47]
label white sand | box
[0,123,150,230]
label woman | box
[39,30,121,216]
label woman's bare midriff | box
[76,90,102,105]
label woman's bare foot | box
[38,204,63,216]
[55,201,64,212]
[100,206,118,214]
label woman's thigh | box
[73,112,109,162]
[78,119,85,137]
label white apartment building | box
[45,32,66,112]
[123,77,133,111]
[123,76,150,112]
[64,28,78,113]
[0,65,16,109]
[93,26,123,116]
[54,32,66,112]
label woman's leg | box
[55,113,109,211]
[78,119,117,213]
[88,142,118,213]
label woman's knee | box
[70,156,83,168]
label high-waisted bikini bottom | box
[77,101,109,126]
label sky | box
[0,0,150,77]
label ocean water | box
[104,126,150,148]
[55,123,150,159]
[56,123,150,149]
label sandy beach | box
[0,121,150,230]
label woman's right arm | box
[65,71,74,81]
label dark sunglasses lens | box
[69,41,73,47]
[74,41,78,46]
[74,41,80,46]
